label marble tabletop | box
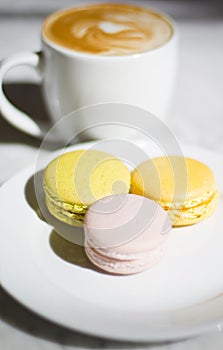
[0,14,223,350]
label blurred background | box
[0,0,223,17]
[0,0,223,148]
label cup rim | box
[41,4,176,61]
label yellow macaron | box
[43,149,130,226]
[131,156,218,226]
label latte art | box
[43,4,173,56]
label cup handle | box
[0,51,43,137]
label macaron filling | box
[43,180,88,213]
[85,236,167,261]
[85,243,166,274]
[45,193,85,226]
[168,191,219,225]
[158,189,218,211]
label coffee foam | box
[42,4,173,56]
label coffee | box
[42,3,173,56]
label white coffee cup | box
[0,5,177,139]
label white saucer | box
[0,142,223,342]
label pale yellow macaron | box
[43,149,130,226]
[131,156,218,226]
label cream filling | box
[43,181,88,214]
[85,244,165,271]
[45,193,85,226]
[167,191,219,223]
[85,237,167,261]
[159,190,218,210]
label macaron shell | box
[84,194,170,253]
[131,156,216,204]
[44,150,130,206]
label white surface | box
[168,21,223,154]
[0,14,223,350]
[0,142,223,343]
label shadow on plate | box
[24,170,84,245]
[24,170,46,222]
[49,230,104,273]
[24,170,108,274]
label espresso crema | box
[42,3,173,56]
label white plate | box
[0,142,223,342]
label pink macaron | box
[84,194,171,275]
